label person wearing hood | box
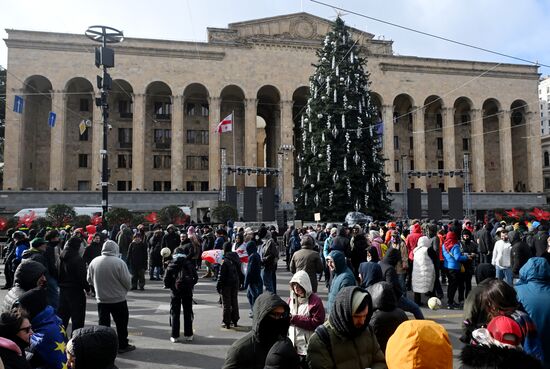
[387,230,408,293]
[515,257,550,369]
[405,222,423,290]
[263,337,300,369]
[148,228,164,281]
[2,259,47,313]
[116,224,133,262]
[127,233,148,291]
[366,282,408,352]
[58,237,90,333]
[66,326,119,369]
[509,230,531,279]
[17,288,68,369]
[0,310,32,369]
[442,225,471,309]
[307,286,387,369]
[290,235,323,293]
[368,230,385,261]
[217,242,241,329]
[326,251,356,313]
[287,270,325,364]
[164,246,198,342]
[460,315,543,369]
[412,236,436,306]
[461,229,478,299]
[87,240,134,354]
[330,227,351,257]
[533,224,549,257]
[350,226,368,277]
[244,234,263,318]
[223,292,291,369]
[477,222,494,264]
[258,227,279,294]
[358,246,383,289]
[386,320,452,369]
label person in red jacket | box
[405,222,423,290]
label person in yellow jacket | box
[385,320,452,369]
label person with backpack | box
[217,243,241,329]
[164,246,198,343]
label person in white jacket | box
[491,228,512,285]
[412,236,436,306]
[87,240,135,354]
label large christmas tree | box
[295,17,392,221]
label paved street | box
[0,262,465,369]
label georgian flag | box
[215,113,233,133]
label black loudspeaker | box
[427,188,443,220]
[448,187,464,219]
[407,188,422,219]
[243,187,257,221]
[262,187,275,221]
[226,186,237,210]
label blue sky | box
[1,0,549,76]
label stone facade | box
[2,12,544,214]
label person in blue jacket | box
[515,257,550,369]
[16,287,68,369]
[325,250,356,313]
[244,234,262,318]
[442,225,471,309]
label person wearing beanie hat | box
[0,310,33,369]
[307,286,386,369]
[16,288,68,369]
[115,224,133,263]
[66,326,119,369]
[2,260,47,313]
[87,240,134,354]
[386,320,452,369]
[161,224,180,254]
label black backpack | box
[175,259,198,293]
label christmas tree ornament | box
[341,114,346,128]
[346,178,352,198]
[327,146,331,170]
[346,132,351,153]
[336,65,339,77]
[301,115,304,128]
[333,89,337,103]
[321,95,327,101]
[321,132,326,142]
[317,113,323,119]
[326,115,331,129]
[322,56,327,62]
[354,199,360,211]
[353,151,360,165]
[304,193,308,205]
[333,171,339,184]
[332,126,339,138]
[329,190,334,206]
[310,183,315,189]
[350,51,354,63]
[343,157,347,171]
[356,127,362,138]
[362,161,366,175]
[311,143,317,155]
[331,55,335,69]
[314,86,318,98]
[308,165,312,176]
[317,152,323,159]
[303,176,309,186]
[314,193,320,206]
[340,77,345,82]
[317,171,321,182]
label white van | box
[14,207,103,219]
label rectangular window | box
[436,114,443,128]
[118,128,132,148]
[545,177,550,189]
[393,136,399,150]
[118,154,127,168]
[163,181,171,191]
[79,98,89,112]
[153,181,162,191]
[153,155,162,169]
[117,181,127,191]
[164,155,171,168]
[187,130,209,144]
[410,183,415,189]
[463,138,469,151]
[186,156,209,170]
[186,181,194,191]
[409,136,413,149]
[153,129,171,149]
[118,100,133,118]
[394,182,400,192]
[78,154,88,168]
[410,160,415,171]
[79,128,89,141]
[77,180,90,191]
[201,103,209,117]
[394,160,400,173]
[439,183,445,191]
[185,103,196,116]
[437,137,443,150]
[438,160,444,170]
[201,181,209,191]
[154,101,171,119]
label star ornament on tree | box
[530,207,550,221]
[505,208,523,219]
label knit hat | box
[329,286,373,338]
[30,237,46,247]
[487,316,523,347]
[351,290,369,314]
[17,287,48,320]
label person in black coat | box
[67,325,119,369]
[533,225,549,257]
[330,226,351,257]
[127,234,148,290]
[476,223,494,264]
[148,229,164,280]
[161,225,180,253]
[0,310,32,369]
[2,259,47,312]
[83,233,103,267]
[509,230,532,278]
[58,237,90,333]
[366,281,408,352]
[461,229,478,299]
[217,242,241,329]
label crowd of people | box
[0,216,548,368]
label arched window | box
[545,151,549,167]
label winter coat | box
[331,232,350,257]
[164,253,198,296]
[350,233,368,272]
[388,238,408,275]
[412,236,436,294]
[460,342,543,369]
[442,232,468,271]
[326,251,356,313]
[477,227,494,255]
[379,248,403,299]
[406,223,423,260]
[259,236,279,271]
[217,252,241,291]
[83,241,102,266]
[2,259,46,312]
[161,231,180,253]
[0,337,31,369]
[127,240,148,271]
[87,241,131,304]
[306,286,387,369]
[223,292,291,369]
[533,230,549,257]
[386,320,452,369]
[492,239,512,269]
[116,227,133,257]
[515,258,550,369]
[358,262,383,289]
[367,281,408,352]
[58,245,90,292]
[244,242,262,288]
[290,243,323,293]
[263,337,300,369]
[509,231,531,277]
[461,273,494,342]
[287,270,325,356]
[70,326,119,369]
[29,305,68,369]
[148,232,163,267]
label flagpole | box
[232,110,236,186]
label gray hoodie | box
[87,240,131,304]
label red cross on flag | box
[215,113,233,133]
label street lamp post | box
[85,26,124,224]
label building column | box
[208,97,221,191]
[470,108,485,192]
[280,100,294,203]
[132,93,146,190]
[91,93,103,190]
[412,106,427,190]
[49,90,66,190]
[499,110,514,192]
[171,95,184,191]
[382,105,395,191]
[3,89,25,190]
[442,107,457,188]
[525,111,543,192]
[244,98,258,187]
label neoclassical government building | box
[2,13,545,215]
